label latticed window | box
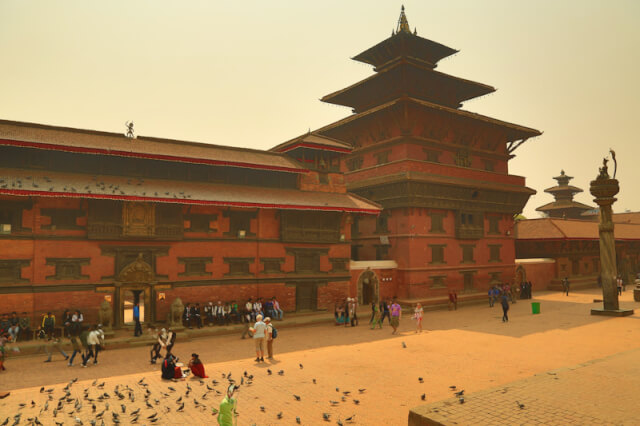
[261,258,283,273]
[430,213,445,233]
[489,245,501,262]
[461,245,475,263]
[429,245,446,264]
[225,258,252,275]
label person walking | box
[165,328,176,356]
[251,314,266,362]
[414,303,423,333]
[617,275,623,295]
[562,277,570,296]
[67,332,82,367]
[133,303,142,337]
[264,317,274,360]
[389,299,402,334]
[44,335,69,363]
[448,291,458,310]
[370,303,382,329]
[380,300,391,325]
[501,295,510,323]
[82,325,104,367]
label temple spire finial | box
[397,5,412,34]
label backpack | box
[271,326,278,339]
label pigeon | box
[260,406,265,412]
[277,370,284,376]
[343,391,351,395]
[267,369,272,375]
[168,387,177,392]
[459,397,465,404]
[323,413,331,421]
[345,415,355,422]
[449,385,456,390]
[358,388,366,393]
[40,387,45,393]
[517,401,525,409]
[130,408,140,416]
[353,399,360,405]
[177,403,184,412]
[147,413,157,419]
[299,363,304,369]
[336,388,340,392]
[418,377,424,383]
[296,417,301,424]
[341,396,346,402]
[294,395,301,401]
[421,394,426,401]
[455,390,464,397]
[145,400,153,409]
[402,342,407,348]
[313,379,317,384]
[330,400,340,406]
[277,412,283,419]
[121,404,126,413]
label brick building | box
[293,7,541,300]
[0,120,379,326]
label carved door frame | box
[114,284,155,328]
[357,269,379,305]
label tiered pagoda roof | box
[536,170,593,218]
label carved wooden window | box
[281,211,340,243]
[123,202,155,237]
[488,216,500,234]
[41,209,83,230]
[454,149,472,167]
[429,212,445,233]
[430,275,446,288]
[346,157,363,172]
[0,260,30,283]
[178,257,212,276]
[462,271,475,291]
[46,258,90,280]
[351,245,361,261]
[489,245,501,262]
[456,211,484,239]
[375,245,389,261]
[261,258,283,273]
[424,149,441,163]
[155,204,183,239]
[224,211,256,238]
[224,258,252,276]
[318,172,329,184]
[461,244,475,263]
[429,245,446,264]
[0,201,28,233]
[484,160,495,172]
[187,214,217,233]
[330,258,349,272]
[375,212,389,234]
[297,253,317,273]
[374,151,390,165]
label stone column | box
[590,158,633,316]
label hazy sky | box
[1,1,638,217]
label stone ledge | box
[590,308,634,317]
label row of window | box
[0,255,350,283]
[429,244,502,264]
[345,148,497,172]
[364,212,502,235]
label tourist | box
[183,303,192,328]
[414,303,423,333]
[488,288,495,307]
[501,295,510,323]
[562,277,570,296]
[448,291,458,310]
[371,303,382,330]
[265,317,274,359]
[150,328,165,364]
[251,314,266,362]
[188,353,208,378]
[68,332,82,367]
[349,298,358,327]
[43,334,68,363]
[62,309,72,337]
[380,300,391,325]
[165,327,177,356]
[241,314,251,339]
[193,303,203,328]
[215,301,225,326]
[82,324,104,367]
[71,310,84,335]
[263,298,274,319]
[389,299,402,334]
[0,314,9,336]
[216,384,239,426]
[272,297,283,321]
[253,298,263,319]
[41,312,56,339]
[245,298,254,322]
[342,298,350,327]
[7,312,19,342]
[18,312,30,341]
[205,302,215,326]
[133,303,142,337]
[617,275,623,295]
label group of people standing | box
[334,298,358,327]
[249,315,275,362]
[370,299,403,333]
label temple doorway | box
[357,269,379,305]
[123,289,145,325]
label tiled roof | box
[535,200,593,212]
[0,119,307,173]
[270,133,352,153]
[516,218,640,240]
[0,168,381,214]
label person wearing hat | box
[217,384,239,426]
[264,317,274,360]
[188,353,208,378]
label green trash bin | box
[531,302,540,314]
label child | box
[414,303,424,333]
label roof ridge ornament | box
[397,5,412,34]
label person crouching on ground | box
[150,328,165,364]
[188,353,208,378]
[252,314,266,362]
[217,384,239,426]
[161,353,189,380]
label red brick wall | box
[516,261,556,291]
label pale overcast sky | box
[1,1,638,217]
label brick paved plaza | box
[1,289,639,425]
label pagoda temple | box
[302,7,542,299]
[535,170,593,219]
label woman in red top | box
[189,353,208,378]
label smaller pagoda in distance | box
[536,170,593,219]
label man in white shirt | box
[82,325,104,367]
[252,315,266,362]
[246,299,255,322]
